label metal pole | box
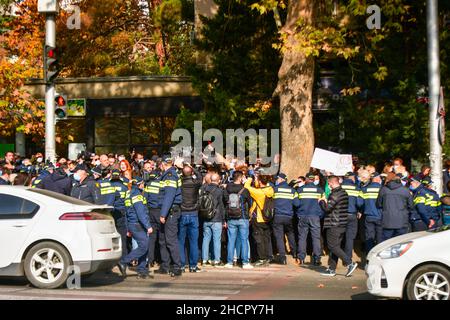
[427,0,443,195]
[44,14,56,164]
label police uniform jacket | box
[125,186,151,230]
[158,166,182,218]
[143,170,162,209]
[359,182,382,219]
[70,177,101,204]
[273,181,299,217]
[108,178,128,212]
[296,183,325,217]
[341,179,363,214]
[411,185,441,225]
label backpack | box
[199,188,216,220]
[256,193,274,221]
[227,188,245,219]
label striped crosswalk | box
[0,264,286,300]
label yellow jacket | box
[244,178,274,223]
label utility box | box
[37,0,59,13]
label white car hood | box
[369,231,431,254]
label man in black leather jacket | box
[319,176,358,277]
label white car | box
[366,225,450,300]
[0,186,122,289]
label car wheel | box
[406,265,450,300]
[24,242,72,289]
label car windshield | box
[27,188,92,205]
[427,225,450,233]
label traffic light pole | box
[427,0,443,195]
[44,14,56,164]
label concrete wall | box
[25,76,197,100]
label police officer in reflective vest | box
[157,155,183,277]
[91,166,114,205]
[272,173,299,264]
[118,177,153,279]
[32,163,55,188]
[107,169,129,259]
[143,167,162,267]
[359,172,383,252]
[409,175,441,231]
[341,172,363,260]
[296,172,325,265]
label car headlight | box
[377,242,413,259]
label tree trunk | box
[276,0,315,180]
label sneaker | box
[242,263,254,269]
[137,273,149,279]
[170,269,183,277]
[224,263,233,269]
[254,259,267,267]
[189,267,204,273]
[321,268,336,277]
[313,257,322,266]
[155,268,170,275]
[345,262,358,277]
[213,261,225,268]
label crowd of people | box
[1,149,450,279]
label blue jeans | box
[235,237,250,262]
[121,223,149,274]
[227,219,249,264]
[382,227,408,242]
[178,214,199,268]
[202,222,222,262]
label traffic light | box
[44,45,60,83]
[55,94,67,119]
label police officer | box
[341,172,363,260]
[117,177,153,279]
[296,172,325,265]
[359,172,383,252]
[107,169,129,260]
[157,155,183,277]
[31,163,55,188]
[409,176,441,231]
[91,166,115,205]
[143,165,162,267]
[70,165,101,204]
[272,173,299,265]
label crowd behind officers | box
[1,150,450,279]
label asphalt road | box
[0,257,380,300]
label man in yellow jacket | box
[244,175,274,266]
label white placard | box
[310,148,352,176]
[68,143,86,161]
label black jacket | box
[320,186,349,228]
[70,177,101,204]
[225,183,252,220]
[377,180,413,229]
[181,169,203,212]
[201,183,227,223]
[40,170,72,195]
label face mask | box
[298,182,305,188]
[73,173,81,182]
[95,160,100,166]
[313,180,320,186]
[401,180,407,186]
[37,157,43,163]
[393,165,399,171]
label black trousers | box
[159,208,182,271]
[251,220,271,260]
[272,215,296,257]
[147,208,161,263]
[326,227,352,271]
